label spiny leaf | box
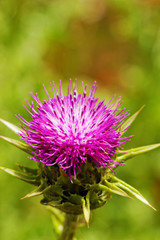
[120,105,144,135]
[0,166,40,186]
[16,164,38,176]
[90,183,130,198]
[41,196,62,206]
[117,143,160,161]
[21,182,47,199]
[0,136,33,155]
[42,200,83,215]
[0,118,22,134]
[104,180,132,199]
[82,192,90,226]
[116,182,156,210]
[68,194,83,205]
[112,176,156,210]
[42,184,65,202]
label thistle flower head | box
[17,80,131,178]
[1,80,158,219]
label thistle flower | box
[17,80,131,178]
[0,79,159,240]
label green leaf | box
[0,118,22,134]
[16,164,38,176]
[0,166,40,186]
[120,106,144,135]
[104,180,132,198]
[0,136,34,155]
[90,183,130,198]
[22,179,66,200]
[42,201,82,215]
[21,181,47,199]
[82,192,90,226]
[41,197,63,208]
[42,184,65,202]
[68,194,83,205]
[117,143,160,161]
[112,176,156,210]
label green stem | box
[59,214,79,240]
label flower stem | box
[59,214,79,240]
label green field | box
[0,1,160,239]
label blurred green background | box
[0,0,160,239]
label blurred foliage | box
[0,0,160,239]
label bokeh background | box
[0,0,160,239]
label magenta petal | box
[17,80,131,178]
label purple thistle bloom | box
[17,80,131,178]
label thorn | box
[21,195,28,200]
